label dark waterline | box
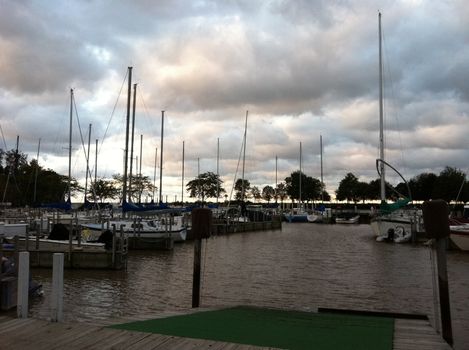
[29,224,469,349]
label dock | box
[0,306,452,349]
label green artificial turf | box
[110,306,394,350]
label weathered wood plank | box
[0,315,452,350]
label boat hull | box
[371,217,413,243]
[449,226,469,251]
[335,215,360,224]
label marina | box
[2,223,465,349]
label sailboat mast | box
[139,134,143,203]
[216,138,219,204]
[68,89,73,203]
[299,141,302,206]
[275,155,278,203]
[182,141,185,205]
[379,12,386,201]
[153,147,157,201]
[241,110,248,202]
[84,123,91,203]
[122,67,132,204]
[128,83,137,202]
[320,135,324,202]
[95,139,98,184]
[159,111,164,203]
[33,138,41,203]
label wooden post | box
[51,253,64,322]
[191,208,212,308]
[422,200,453,346]
[17,251,29,318]
[192,238,202,308]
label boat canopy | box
[122,201,169,213]
[379,198,411,214]
[40,200,72,211]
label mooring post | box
[191,208,212,308]
[17,251,30,318]
[51,253,64,322]
[422,200,453,346]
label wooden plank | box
[35,323,102,350]
[125,333,176,350]
[393,319,451,350]
[0,315,452,350]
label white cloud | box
[1,1,469,201]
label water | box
[29,223,469,349]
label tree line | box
[335,167,468,203]
[0,149,155,207]
[1,148,466,206]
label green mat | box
[110,306,394,350]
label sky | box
[1,0,469,202]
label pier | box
[0,307,451,349]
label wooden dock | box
[0,312,452,349]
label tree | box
[0,152,80,206]
[276,182,288,204]
[234,178,250,201]
[112,173,156,203]
[432,167,466,202]
[285,170,322,202]
[130,174,156,203]
[335,173,360,202]
[92,179,120,203]
[262,185,275,203]
[321,190,331,202]
[186,171,225,202]
[408,172,437,201]
[251,186,261,202]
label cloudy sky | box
[1,0,469,202]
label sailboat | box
[370,13,423,243]
[94,70,187,244]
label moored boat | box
[449,221,469,251]
[335,213,360,224]
[81,215,187,243]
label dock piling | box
[422,200,453,346]
[191,208,212,308]
[17,251,29,318]
[51,253,64,322]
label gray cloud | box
[1,0,469,200]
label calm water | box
[29,223,469,349]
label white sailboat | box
[370,13,423,243]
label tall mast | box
[84,123,91,203]
[182,141,185,205]
[216,138,219,204]
[241,110,248,202]
[299,141,302,206]
[122,67,132,204]
[33,138,41,203]
[139,134,143,203]
[379,12,386,202]
[94,139,98,184]
[159,110,164,203]
[153,147,157,201]
[320,134,324,202]
[68,89,73,203]
[275,155,278,203]
[128,83,137,202]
